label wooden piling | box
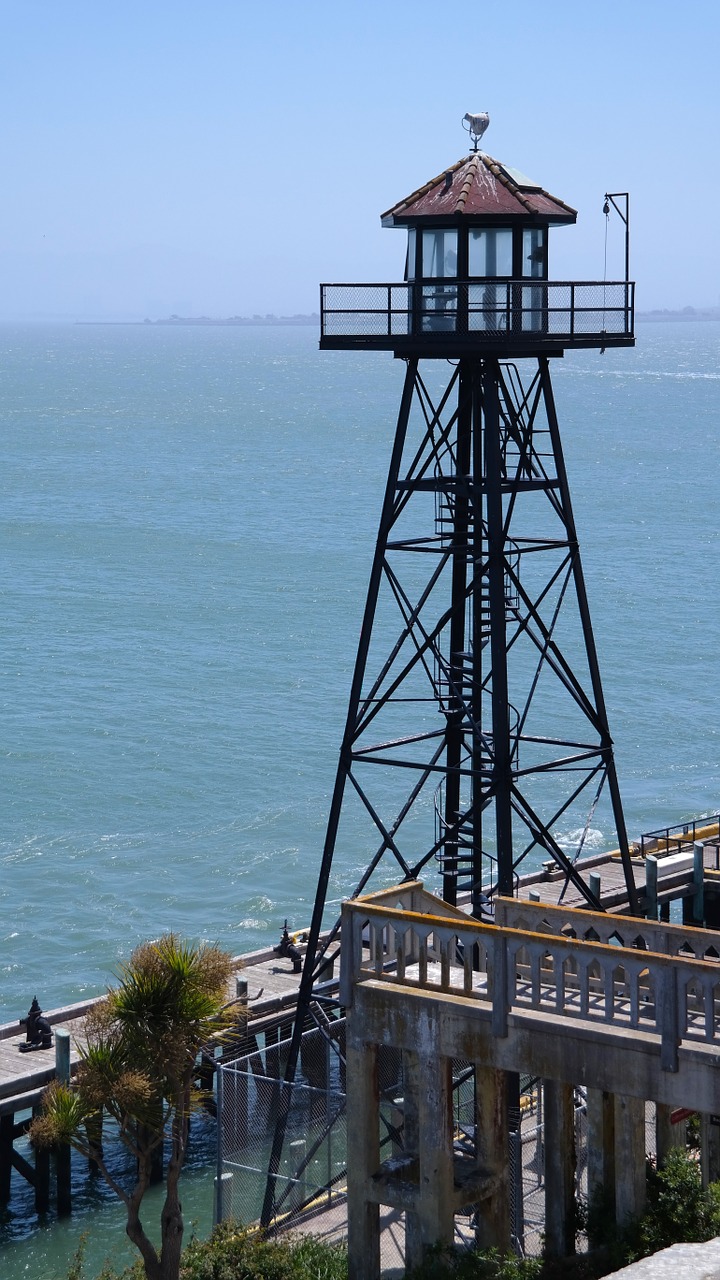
[0,1113,13,1203]
[35,1143,50,1215]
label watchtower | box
[314,117,638,923]
[261,119,638,1227]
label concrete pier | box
[340,882,720,1276]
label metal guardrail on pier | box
[320,280,634,349]
[641,815,720,861]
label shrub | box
[407,1242,543,1279]
[641,1147,720,1254]
[178,1222,347,1280]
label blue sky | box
[0,0,717,318]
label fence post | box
[214,1171,232,1224]
[214,1063,224,1224]
[289,1138,308,1209]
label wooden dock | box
[0,941,315,1213]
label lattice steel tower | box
[261,121,638,1225]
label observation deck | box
[320,279,634,356]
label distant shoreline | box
[78,314,320,327]
[74,309,720,328]
[637,309,720,323]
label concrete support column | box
[543,1079,576,1258]
[587,1088,615,1214]
[701,1113,720,1188]
[656,1103,685,1169]
[473,1064,510,1251]
[614,1094,646,1224]
[346,1040,380,1280]
[404,1047,454,1273]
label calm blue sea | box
[1,319,719,1275]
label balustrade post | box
[339,907,357,1008]
[659,962,679,1073]
[491,933,508,1037]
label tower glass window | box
[522,228,546,278]
[422,229,458,278]
[421,229,458,332]
[406,228,416,280]
[469,228,512,277]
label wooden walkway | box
[0,942,310,1111]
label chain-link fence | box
[217,1044,644,1262]
[320,281,633,342]
[216,1022,348,1229]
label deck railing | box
[340,894,720,1072]
[321,280,634,347]
[641,815,720,861]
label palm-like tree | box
[31,934,235,1280]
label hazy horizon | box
[0,1,718,323]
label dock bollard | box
[55,1029,71,1085]
[274,921,303,974]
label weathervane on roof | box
[462,111,490,152]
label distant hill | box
[637,306,720,322]
[145,313,319,326]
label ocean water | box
[1,319,719,1274]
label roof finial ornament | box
[462,111,490,153]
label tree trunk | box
[125,1152,163,1280]
[157,1086,190,1280]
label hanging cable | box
[600,197,611,352]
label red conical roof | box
[381,152,576,226]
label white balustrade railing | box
[495,896,720,963]
[340,899,720,1073]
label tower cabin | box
[320,146,634,356]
